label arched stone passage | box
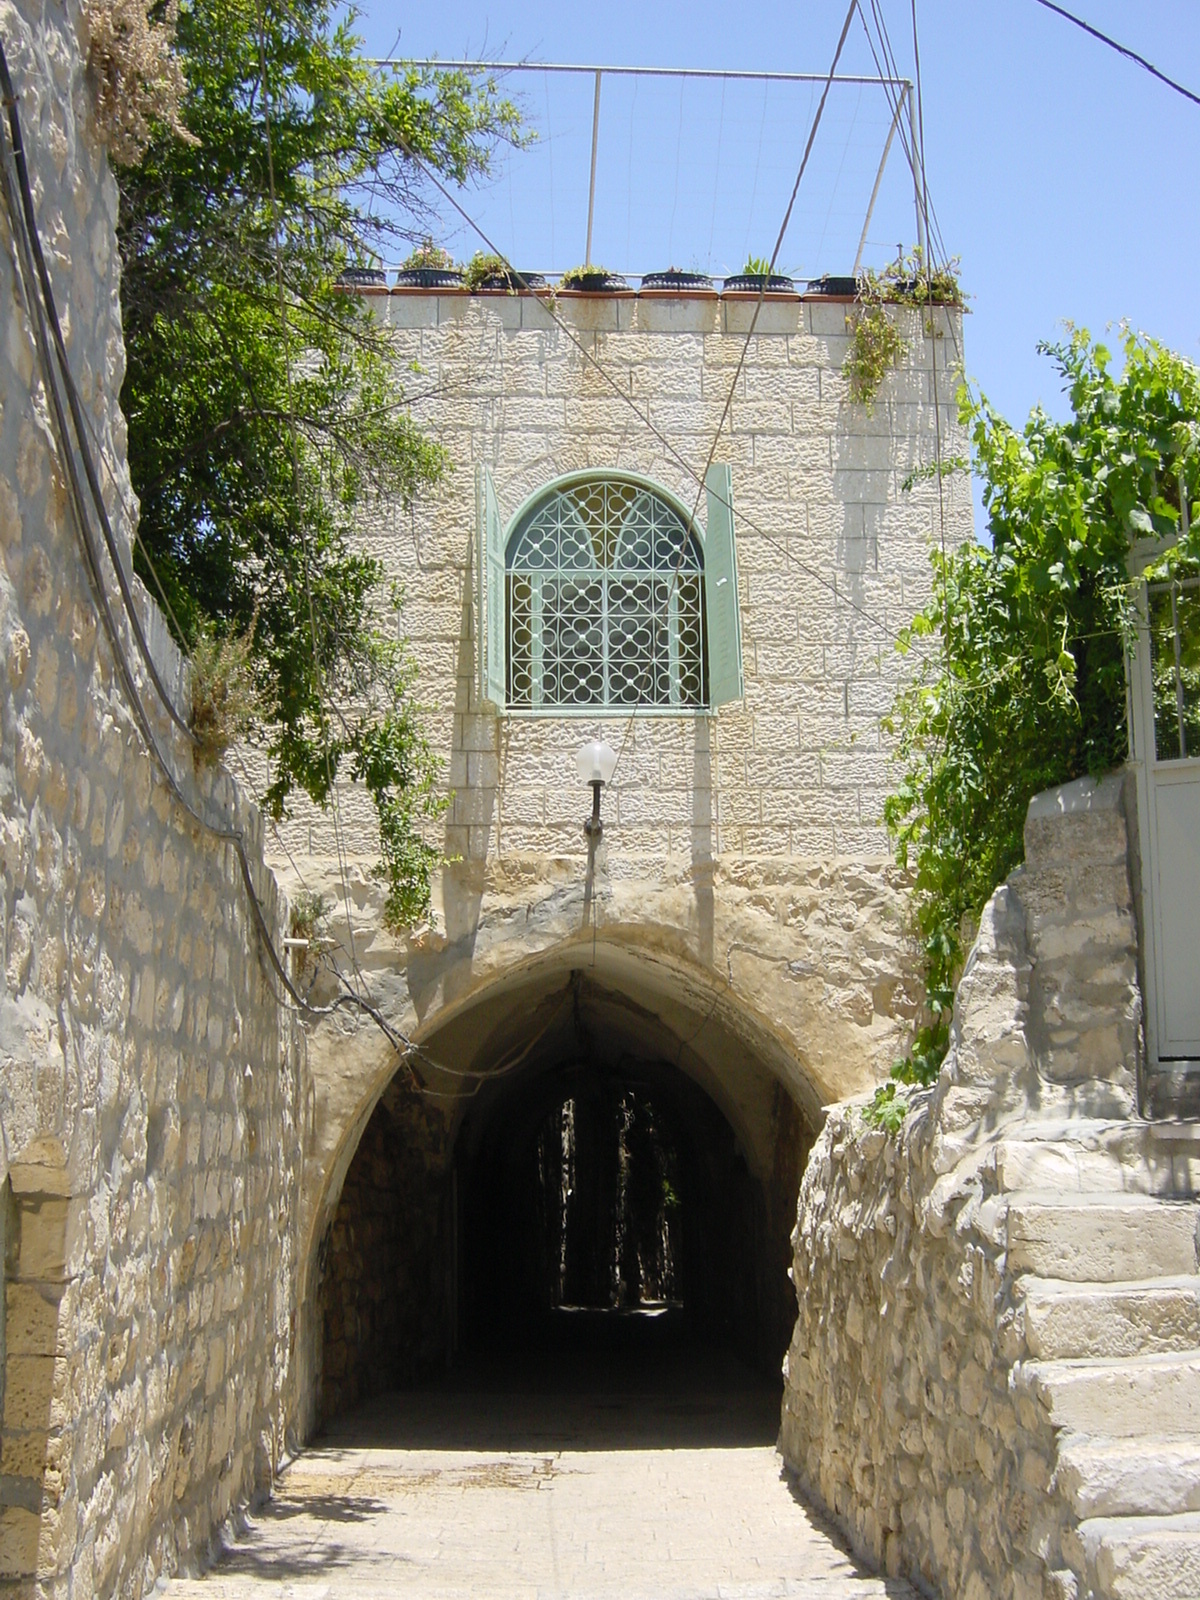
[312,959,814,1426]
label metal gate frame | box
[1126,547,1200,1095]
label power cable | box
[400,145,903,653]
[707,76,726,271]
[0,31,463,1092]
[254,0,366,991]
[607,0,861,786]
[1032,0,1200,109]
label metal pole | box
[585,69,602,266]
[853,83,905,276]
[377,58,910,89]
[906,86,925,257]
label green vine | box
[881,328,1200,1115]
[844,303,908,413]
[861,244,963,308]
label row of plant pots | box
[338,266,865,296]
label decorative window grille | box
[506,479,705,709]
[476,466,743,714]
[1146,574,1200,760]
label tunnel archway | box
[314,956,815,1427]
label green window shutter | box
[476,466,506,707]
[703,463,743,707]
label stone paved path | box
[167,1344,912,1600]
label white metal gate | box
[1129,570,1200,1068]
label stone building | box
[5,5,1200,1598]
[277,281,973,1423]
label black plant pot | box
[474,271,547,292]
[806,275,859,297]
[337,266,388,288]
[640,270,714,291]
[558,270,628,292]
[722,273,796,294]
[394,267,465,289]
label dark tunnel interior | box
[316,976,811,1432]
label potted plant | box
[394,239,464,290]
[722,255,795,294]
[805,275,860,298]
[640,267,714,292]
[557,264,628,293]
[860,247,963,308]
[463,252,546,293]
[336,264,389,289]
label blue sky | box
[352,0,1199,524]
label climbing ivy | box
[878,327,1200,1110]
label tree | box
[115,0,520,927]
[884,328,1200,1085]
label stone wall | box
[318,1077,451,1423]
[272,286,972,1341]
[0,3,306,1594]
[780,775,1148,1599]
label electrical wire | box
[608,0,861,786]
[254,0,366,991]
[400,146,903,655]
[1032,0,1200,109]
[0,31,466,1093]
[707,76,726,272]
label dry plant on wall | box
[84,0,194,166]
[188,620,261,769]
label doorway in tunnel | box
[457,1054,767,1370]
[315,967,812,1433]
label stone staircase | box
[996,1127,1200,1599]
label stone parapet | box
[780,772,1190,1600]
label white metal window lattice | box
[507,479,706,710]
[477,466,743,713]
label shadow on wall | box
[313,975,814,1431]
[317,1076,452,1424]
[0,1151,72,1584]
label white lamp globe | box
[576,738,618,787]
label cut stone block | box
[1007,1195,1199,1282]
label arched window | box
[508,478,705,709]
[476,469,743,713]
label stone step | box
[1019,1351,1200,1436]
[1006,1193,1199,1282]
[1064,1512,1200,1600]
[994,1139,1129,1196]
[1019,1275,1200,1360]
[1057,1434,1200,1518]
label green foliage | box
[742,255,772,277]
[861,245,963,307]
[289,888,328,944]
[861,1081,910,1133]
[401,237,458,271]
[188,615,260,766]
[886,327,1200,1084]
[118,0,520,925]
[558,263,616,288]
[463,250,518,291]
[844,304,908,413]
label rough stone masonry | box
[0,3,308,1594]
[782,775,1200,1600]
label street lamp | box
[576,738,617,841]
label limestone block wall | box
[0,4,306,1595]
[272,287,972,1304]
[779,775,1147,1599]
